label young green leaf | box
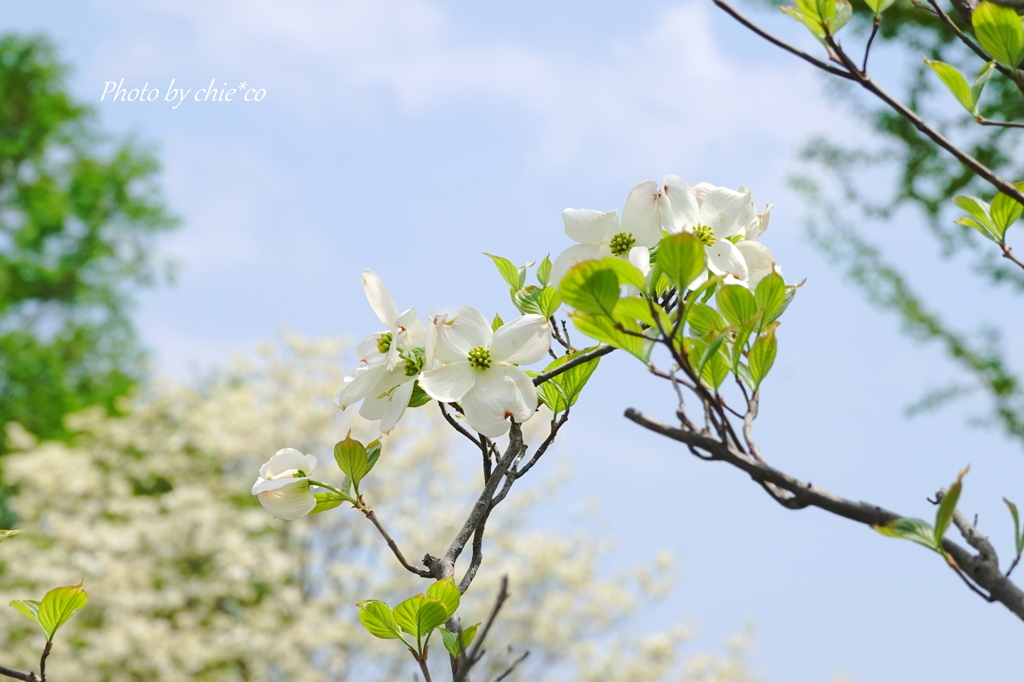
[491,313,504,331]
[991,181,1024,239]
[536,346,603,413]
[408,381,433,408]
[37,580,88,642]
[441,627,461,658]
[1004,497,1024,556]
[426,578,461,618]
[559,262,620,316]
[864,0,896,15]
[539,286,563,319]
[754,272,787,328]
[334,432,369,486]
[594,257,647,290]
[972,1,1024,69]
[923,59,975,113]
[568,310,649,362]
[513,285,545,316]
[971,61,997,109]
[310,492,349,514]
[537,254,552,287]
[393,595,449,639]
[366,439,382,473]
[953,195,999,241]
[687,303,727,338]
[357,600,406,641]
[0,529,25,545]
[614,297,660,328]
[716,284,758,328]
[934,466,969,547]
[874,517,941,552]
[484,253,522,289]
[748,326,778,389]
[9,599,40,625]
[658,233,705,291]
[696,331,730,380]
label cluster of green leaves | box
[0,34,176,461]
[954,183,1024,245]
[782,0,853,40]
[310,433,382,513]
[875,467,968,554]
[554,233,794,393]
[9,580,89,644]
[535,346,602,415]
[485,253,563,320]
[358,578,478,663]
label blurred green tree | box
[0,34,175,522]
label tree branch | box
[0,664,40,682]
[362,508,432,578]
[624,407,1024,620]
[454,576,513,682]
[532,345,615,386]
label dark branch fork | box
[624,407,1024,620]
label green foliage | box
[923,59,995,114]
[971,1,1024,70]
[874,517,941,552]
[934,467,968,547]
[782,0,853,39]
[310,492,350,514]
[333,432,380,489]
[10,581,88,642]
[748,326,778,390]
[0,34,176,475]
[394,594,449,639]
[357,600,406,641]
[0,528,24,544]
[536,254,552,287]
[484,253,525,289]
[1004,497,1024,557]
[716,285,759,328]
[440,624,478,659]
[536,346,602,414]
[658,233,705,292]
[425,578,460,618]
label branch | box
[624,407,1024,620]
[712,0,856,80]
[488,651,529,682]
[362,508,432,578]
[532,345,614,386]
[976,117,1024,129]
[454,576,514,682]
[0,664,40,682]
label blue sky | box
[5,1,1024,679]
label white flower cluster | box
[331,271,551,439]
[552,176,777,291]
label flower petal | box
[491,314,550,365]
[260,448,314,479]
[550,242,605,288]
[333,363,385,409]
[691,182,714,204]
[563,208,621,245]
[434,306,492,362]
[419,361,478,402]
[257,482,316,520]
[627,246,651,277]
[661,175,699,235]
[735,240,777,290]
[699,187,756,239]
[461,366,538,437]
[356,333,386,364]
[620,179,663,246]
[362,269,400,328]
[705,239,749,281]
[380,379,416,434]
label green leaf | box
[408,381,433,408]
[568,311,650,362]
[658,233,706,291]
[357,600,405,641]
[748,326,778,389]
[972,1,1024,69]
[614,297,659,328]
[310,492,350,514]
[832,0,853,32]
[971,61,997,109]
[366,439,382,473]
[923,59,974,113]
[716,285,758,328]
[334,432,369,486]
[957,216,1000,242]
[484,253,522,289]
[426,578,461,618]
[37,581,88,642]
[440,624,479,659]
[864,0,896,15]
[687,303,727,338]
[393,595,449,638]
[1004,497,1024,556]
[783,0,849,38]
[953,195,999,240]
[537,254,552,287]
[9,599,40,625]
[513,285,545,315]
[491,313,504,331]
[696,331,730,380]
[517,263,529,289]
[730,318,759,372]
[536,346,602,413]
[685,338,729,390]
[754,272,787,328]
[559,262,620,316]
[539,286,563,319]
[991,181,1024,238]
[0,529,25,545]
[934,466,969,547]
[874,517,941,552]
[595,257,647,290]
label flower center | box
[376,332,393,354]
[467,346,492,370]
[609,231,636,256]
[693,224,716,246]
[291,469,308,478]
[401,348,425,376]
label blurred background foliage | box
[0,33,176,524]
[767,0,1024,446]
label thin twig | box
[532,345,614,386]
[489,651,530,682]
[454,576,512,682]
[362,509,432,578]
[862,16,880,73]
[0,664,40,682]
[976,117,1024,129]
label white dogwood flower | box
[251,448,318,520]
[661,176,756,288]
[550,179,663,286]
[334,270,420,410]
[420,307,549,437]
